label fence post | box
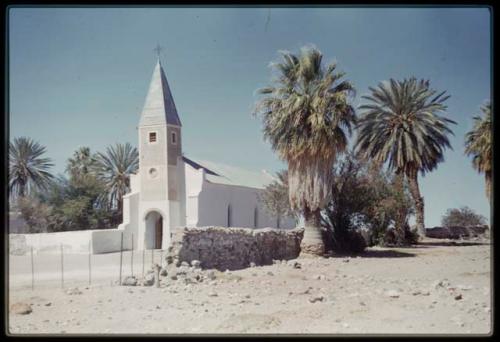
[142,248,145,278]
[88,239,92,286]
[30,247,34,291]
[131,233,134,277]
[119,232,124,285]
[60,244,64,289]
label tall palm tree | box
[92,143,139,215]
[254,46,356,255]
[9,137,54,199]
[465,102,492,203]
[355,78,455,238]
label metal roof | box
[183,156,277,190]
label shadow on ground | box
[418,240,491,247]
[358,249,417,258]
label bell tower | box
[137,56,186,250]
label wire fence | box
[10,235,166,290]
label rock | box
[412,290,422,296]
[249,262,256,268]
[208,292,218,297]
[160,268,168,277]
[421,291,430,296]
[457,285,473,291]
[191,260,201,268]
[292,261,302,269]
[454,294,463,300]
[10,302,32,315]
[206,270,217,281]
[267,271,274,276]
[180,261,190,267]
[143,273,155,286]
[384,290,400,298]
[315,274,326,280]
[342,259,350,263]
[44,302,52,307]
[66,287,82,295]
[308,295,325,303]
[433,279,450,289]
[122,276,138,286]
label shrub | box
[441,206,487,227]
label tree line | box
[255,45,491,256]
[9,141,138,233]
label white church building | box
[107,58,295,252]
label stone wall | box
[425,225,489,239]
[166,226,304,271]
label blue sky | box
[9,7,491,227]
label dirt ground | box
[7,238,492,336]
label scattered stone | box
[292,261,302,269]
[208,292,218,297]
[44,302,52,307]
[191,260,201,268]
[421,291,430,296]
[343,259,350,263]
[10,302,32,315]
[66,287,82,295]
[267,271,274,276]
[457,285,473,291]
[315,274,326,280]
[180,261,190,267]
[384,290,400,298]
[454,294,463,300]
[122,276,138,286]
[249,262,256,268]
[412,290,421,296]
[308,295,325,303]
[160,268,168,277]
[143,273,155,286]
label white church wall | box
[122,192,140,248]
[130,173,140,193]
[184,162,205,226]
[196,181,295,229]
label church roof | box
[183,156,277,190]
[140,59,182,127]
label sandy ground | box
[7,238,492,336]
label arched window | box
[227,204,232,227]
[254,207,258,228]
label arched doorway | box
[145,211,163,249]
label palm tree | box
[254,46,356,255]
[465,102,492,203]
[9,137,54,199]
[66,146,95,182]
[92,143,139,216]
[355,78,455,238]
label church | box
[112,58,295,252]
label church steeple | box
[139,58,182,127]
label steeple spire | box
[139,52,182,127]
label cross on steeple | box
[153,44,163,59]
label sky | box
[8,6,491,227]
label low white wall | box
[10,230,97,255]
[10,228,134,255]
[91,229,132,254]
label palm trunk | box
[407,168,425,238]
[393,171,407,245]
[300,206,325,256]
[485,171,491,205]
